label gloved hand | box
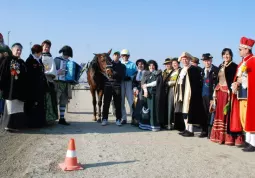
[124,76,131,81]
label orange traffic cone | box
[59,138,84,171]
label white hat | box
[178,52,193,62]
[121,49,130,55]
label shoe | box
[58,119,70,126]
[182,131,194,137]
[238,142,250,148]
[101,119,108,126]
[178,130,187,135]
[116,120,122,126]
[242,145,255,152]
[121,120,127,125]
[4,127,19,132]
[199,132,208,138]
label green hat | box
[113,51,120,55]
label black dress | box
[131,70,145,126]
[0,56,28,130]
[25,54,47,128]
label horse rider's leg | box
[97,89,104,123]
[91,88,97,121]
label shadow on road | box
[82,160,137,169]
[19,121,149,135]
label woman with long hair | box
[210,48,243,145]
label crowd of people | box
[0,33,73,133]
[103,36,255,153]
[0,32,254,153]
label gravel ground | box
[0,90,254,178]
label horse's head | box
[93,49,112,73]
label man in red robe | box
[230,36,255,152]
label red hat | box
[240,36,255,49]
[0,33,3,38]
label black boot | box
[242,145,255,152]
[178,130,187,135]
[58,118,70,126]
[237,142,250,148]
[182,131,194,137]
[199,131,208,138]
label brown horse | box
[87,49,112,122]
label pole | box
[7,31,10,46]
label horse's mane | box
[88,55,99,72]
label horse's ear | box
[93,53,97,55]
[107,49,112,55]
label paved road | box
[0,90,254,178]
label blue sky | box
[1,0,255,69]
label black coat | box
[202,65,219,100]
[25,54,47,102]
[0,56,28,101]
[142,70,165,124]
[217,62,237,91]
[25,54,47,128]
[155,71,165,124]
[187,66,207,125]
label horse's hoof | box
[92,117,97,121]
[97,119,102,123]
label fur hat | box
[59,45,73,58]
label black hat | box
[171,57,179,63]
[201,53,213,61]
[147,60,158,70]
[163,58,172,65]
[59,45,73,58]
[136,58,147,66]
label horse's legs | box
[90,88,97,121]
[97,89,103,123]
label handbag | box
[141,106,150,120]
